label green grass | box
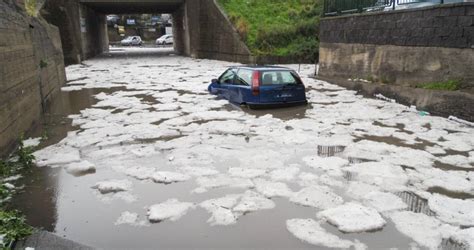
[416,80,462,91]
[1,139,36,248]
[217,0,322,61]
[0,210,33,249]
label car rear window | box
[261,71,299,85]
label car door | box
[212,69,236,100]
[229,69,252,104]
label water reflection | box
[440,238,469,250]
[11,87,121,232]
[396,191,434,216]
[9,167,60,231]
[317,145,346,157]
[242,104,311,121]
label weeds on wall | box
[218,0,323,62]
[0,138,36,249]
[25,0,45,17]
[416,80,462,91]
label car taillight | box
[252,71,260,96]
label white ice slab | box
[254,178,293,198]
[92,179,132,194]
[428,194,474,227]
[389,211,457,249]
[290,185,344,209]
[147,199,195,222]
[65,161,96,175]
[362,191,407,213]
[152,171,191,184]
[286,218,365,249]
[317,202,386,233]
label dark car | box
[208,66,307,109]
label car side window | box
[219,69,236,85]
[235,69,252,86]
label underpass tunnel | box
[42,0,252,66]
[44,0,191,64]
[79,0,187,58]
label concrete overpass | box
[41,0,252,65]
[79,0,184,14]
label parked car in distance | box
[156,34,173,45]
[208,66,308,109]
[121,36,142,46]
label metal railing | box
[323,0,447,16]
[397,0,444,5]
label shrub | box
[218,0,323,62]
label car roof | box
[230,65,294,71]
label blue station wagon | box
[208,66,308,109]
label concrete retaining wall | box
[318,3,474,120]
[173,0,253,63]
[0,0,66,156]
[79,3,108,60]
[197,0,253,63]
[41,0,83,65]
[319,3,474,87]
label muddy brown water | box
[9,58,471,249]
[8,87,420,249]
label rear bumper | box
[247,100,308,109]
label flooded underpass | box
[10,48,474,249]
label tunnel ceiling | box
[80,0,184,14]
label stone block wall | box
[320,4,474,49]
[318,3,474,120]
[318,3,474,87]
[0,0,66,156]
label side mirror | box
[212,79,219,84]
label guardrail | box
[323,0,447,16]
[397,0,444,5]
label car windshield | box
[261,71,299,85]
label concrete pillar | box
[172,4,185,55]
[173,0,200,57]
[42,0,83,65]
[79,3,108,59]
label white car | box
[121,36,142,46]
[156,34,173,45]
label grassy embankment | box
[217,0,323,62]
